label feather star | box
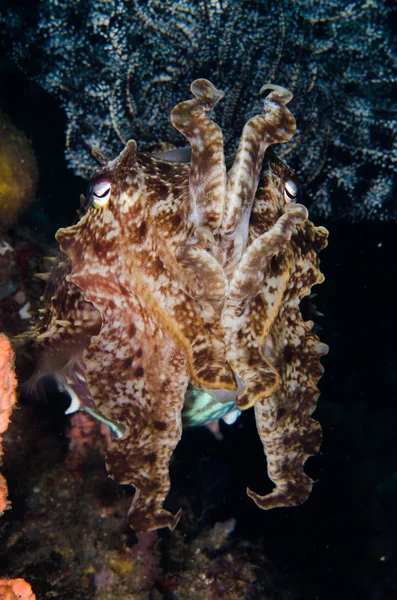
[35,79,328,532]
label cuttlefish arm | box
[223,203,308,410]
[247,217,329,509]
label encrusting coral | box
[0,333,18,515]
[0,578,36,600]
[0,338,36,599]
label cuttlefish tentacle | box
[175,227,227,317]
[223,203,308,410]
[170,78,226,231]
[171,78,228,316]
[222,84,296,237]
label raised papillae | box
[35,79,328,532]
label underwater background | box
[0,1,396,598]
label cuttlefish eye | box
[88,180,112,208]
[284,178,301,203]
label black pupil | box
[94,186,110,198]
[285,179,301,200]
[286,186,296,199]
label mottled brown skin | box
[36,80,328,532]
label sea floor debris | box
[1,401,297,599]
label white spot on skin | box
[102,209,114,224]
[105,218,121,241]
[120,189,142,213]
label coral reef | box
[0,400,296,599]
[66,412,110,470]
[163,518,271,599]
[0,112,38,227]
[0,334,18,515]
[0,232,49,345]
[1,0,396,220]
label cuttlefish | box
[35,80,328,532]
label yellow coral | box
[0,112,38,225]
